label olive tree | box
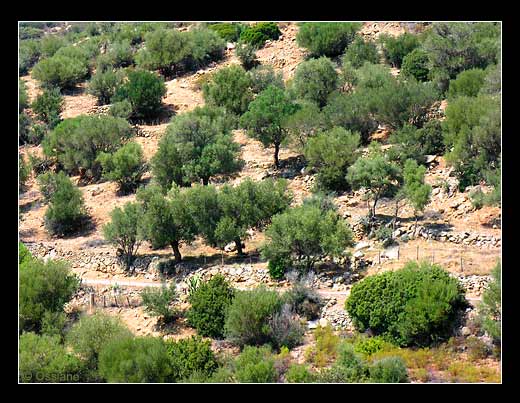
[292,57,338,107]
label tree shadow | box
[61,85,87,97]
[52,215,97,240]
[19,199,43,214]
[130,104,176,127]
[422,222,455,233]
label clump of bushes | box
[369,356,409,383]
[291,57,338,107]
[208,22,244,42]
[401,48,430,82]
[166,336,218,381]
[31,87,64,129]
[448,68,487,98]
[87,69,126,105]
[140,282,178,323]
[346,260,467,346]
[379,33,420,68]
[233,345,278,383]
[239,22,281,47]
[32,54,88,90]
[235,41,258,70]
[297,22,362,57]
[342,36,379,69]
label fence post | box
[460,254,463,273]
[126,296,131,307]
[397,247,400,260]
[103,295,106,307]
[378,251,381,264]
[89,292,95,313]
[416,245,419,260]
[221,251,224,267]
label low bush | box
[448,68,487,99]
[31,87,64,129]
[282,280,322,320]
[369,356,409,383]
[235,41,258,70]
[379,33,420,68]
[87,69,125,105]
[186,274,235,338]
[19,154,31,191]
[19,39,42,75]
[239,22,281,47]
[401,48,430,82]
[140,282,178,323]
[268,304,305,350]
[292,57,338,107]
[166,336,218,381]
[342,36,379,69]
[32,54,88,90]
[208,22,244,42]
[285,364,316,383]
[234,345,277,383]
[109,100,133,120]
[296,22,362,57]
[305,325,341,367]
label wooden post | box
[460,254,463,273]
[89,292,95,313]
[397,247,400,261]
[416,245,419,260]
[126,296,131,307]
[103,295,106,307]
[378,251,381,264]
[221,251,224,267]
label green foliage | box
[109,99,133,120]
[40,35,68,58]
[342,36,379,69]
[235,41,258,70]
[448,68,487,98]
[113,69,166,119]
[479,63,501,95]
[282,280,322,320]
[239,22,281,47]
[141,282,178,323]
[240,85,297,167]
[379,33,419,68]
[98,336,172,383]
[19,242,32,265]
[296,22,362,57]
[184,27,226,70]
[87,68,125,105]
[268,304,305,350]
[353,336,394,357]
[355,62,394,90]
[304,127,360,191]
[268,256,290,280]
[346,151,402,217]
[401,48,430,82]
[369,356,409,383]
[285,364,316,383]
[317,342,369,383]
[66,312,133,369]
[19,333,85,383]
[202,65,253,115]
[97,142,146,193]
[19,154,31,191]
[208,22,244,42]
[345,261,466,346]
[31,87,64,129]
[43,115,133,180]
[186,274,235,338]
[248,64,284,94]
[305,325,340,367]
[105,40,134,68]
[19,80,28,112]
[224,286,283,347]
[166,336,218,381]
[234,345,277,383]
[19,39,42,75]
[262,199,353,273]
[291,57,338,107]
[19,257,80,332]
[402,159,431,219]
[283,101,326,149]
[422,22,500,92]
[443,95,501,188]
[372,226,393,247]
[41,172,88,236]
[32,54,88,90]
[478,261,501,343]
[103,202,144,271]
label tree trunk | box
[235,238,244,255]
[274,142,280,168]
[171,241,182,263]
[202,177,209,186]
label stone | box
[319,318,329,328]
[307,320,318,329]
[461,326,471,337]
[353,251,364,259]
[224,242,236,252]
[354,241,370,251]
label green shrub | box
[28,152,53,175]
[19,39,41,75]
[208,23,244,42]
[282,280,322,320]
[401,48,430,82]
[224,286,283,347]
[268,304,305,350]
[372,226,393,247]
[66,312,133,369]
[379,33,420,68]
[369,356,409,383]
[345,261,466,346]
[477,261,501,343]
[103,202,144,271]
[268,256,290,280]
[140,282,178,323]
[42,172,88,236]
[19,242,32,265]
[248,64,284,94]
[105,40,134,68]
[239,22,281,47]
[235,41,258,70]
[342,36,379,69]
[31,87,64,128]
[37,171,63,203]
[43,115,133,180]
[87,69,125,105]
[186,274,235,338]
[98,336,172,383]
[19,154,31,191]
[40,35,68,58]
[262,200,353,273]
[283,101,327,149]
[166,336,218,381]
[202,65,253,115]
[32,55,88,90]
[479,63,501,96]
[448,68,487,98]
[285,364,316,383]
[353,336,393,357]
[234,345,277,383]
[304,127,360,191]
[292,57,338,107]
[296,22,362,57]
[185,27,226,69]
[113,69,166,119]
[19,80,29,112]
[109,99,133,120]
[19,257,80,332]
[97,142,146,193]
[19,333,85,383]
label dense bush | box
[224,286,283,347]
[19,241,32,265]
[291,57,338,107]
[296,22,362,57]
[186,274,235,338]
[479,63,501,96]
[40,35,68,58]
[262,198,353,273]
[342,36,379,68]
[113,69,166,119]
[31,87,64,129]
[248,64,284,94]
[369,357,409,383]
[240,85,297,167]
[208,22,244,42]
[478,261,501,343]
[402,159,431,222]
[66,312,133,370]
[268,304,305,349]
[32,54,88,90]
[109,99,133,120]
[345,261,467,346]
[87,69,125,105]
[234,345,277,383]
[19,257,80,332]
[19,39,42,75]
[184,27,226,70]
[166,336,218,381]
[103,202,144,271]
[98,337,172,383]
[19,80,28,112]
[304,127,360,191]
[235,41,258,70]
[105,40,134,68]
[379,33,420,68]
[97,142,146,193]
[19,154,31,191]
[19,333,85,383]
[282,280,322,320]
[448,68,487,98]
[285,364,316,383]
[239,22,281,47]
[400,48,430,82]
[202,65,253,115]
[283,101,327,149]
[141,282,178,323]
[43,115,133,180]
